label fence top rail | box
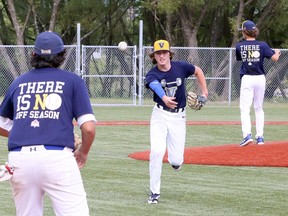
[82,74,134,78]
[143,46,287,50]
[82,45,136,48]
[1,45,285,51]
[0,45,77,48]
[143,46,233,50]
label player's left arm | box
[193,66,208,99]
[74,116,96,169]
[271,49,281,62]
[79,120,96,155]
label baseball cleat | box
[147,193,160,204]
[172,165,182,171]
[256,136,264,145]
[240,134,253,147]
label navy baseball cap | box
[34,31,64,55]
[239,20,256,31]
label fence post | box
[76,23,81,76]
[228,48,233,106]
[138,20,143,105]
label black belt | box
[157,104,185,113]
[10,145,65,152]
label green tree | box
[0,0,287,98]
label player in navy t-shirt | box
[145,40,208,204]
[0,32,96,215]
[236,20,281,147]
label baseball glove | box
[74,133,82,150]
[0,162,14,182]
[187,91,206,110]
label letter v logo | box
[159,42,164,48]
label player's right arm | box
[0,127,9,137]
[149,80,177,109]
[149,80,165,98]
[0,116,13,137]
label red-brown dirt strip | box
[128,141,288,167]
[111,120,288,167]
[92,121,288,126]
[73,120,288,167]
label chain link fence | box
[1,45,287,106]
[81,46,138,106]
[142,47,288,106]
[0,45,78,97]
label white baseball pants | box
[240,74,266,138]
[9,146,89,216]
[149,105,186,194]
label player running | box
[145,39,208,204]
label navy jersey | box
[145,61,195,108]
[0,68,94,150]
[235,40,275,75]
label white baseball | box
[45,93,62,110]
[118,41,127,51]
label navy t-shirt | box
[145,61,195,109]
[235,40,275,75]
[0,68,94,151]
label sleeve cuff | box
[77,114,97,127]
[0,116,13,131]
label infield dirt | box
[94,121,288,167]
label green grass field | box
[0,104,287,216]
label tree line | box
[0,0,287,99]
[0,0,287,48]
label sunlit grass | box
[0,105,287,215]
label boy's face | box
[154,51,170,66]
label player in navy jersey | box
[145,40,208,204]
[0,32,96,215]
[236,20,281,147]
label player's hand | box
[274,49,281,56]
[162,95,178,109]
[74,149,88,169]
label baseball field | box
[0,104,287,215]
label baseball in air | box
[118,41,127,51]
